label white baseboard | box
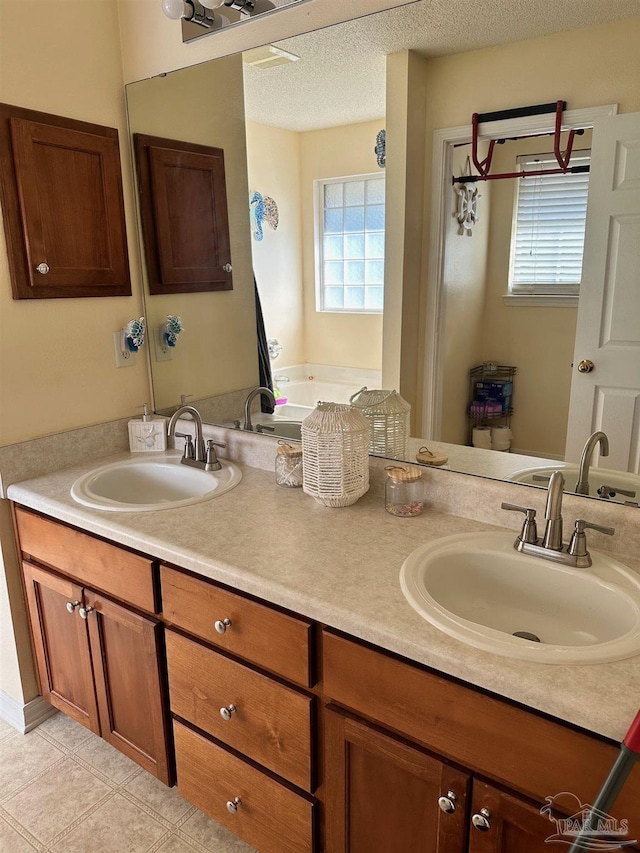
[0,689,56,734]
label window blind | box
[510,151,591,293]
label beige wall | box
[300,119,385,371]
[126,58,258,411]
[246,121,305,368]
[0,0,151,706]
[413,16,640,437]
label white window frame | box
[314,172,385,315]
[505,149,591,307]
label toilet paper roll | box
[472,426,492,449]
[491,426,512,450]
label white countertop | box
[8,452,640,744]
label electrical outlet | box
[113,331,136,368]
[153,327,173,362]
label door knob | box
[577,359,594,373]
[220,703,237,721]
[226,796,242,814]
[437,791,458,814]
[472,808,492,831]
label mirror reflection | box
[126,2,640,505]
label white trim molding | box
[0,689,56,734]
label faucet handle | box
[175,432,195,460]
[204,439,225,471]
[573,519,615,537]
[567,518,615,565]
[501,503,538,544]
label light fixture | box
[161,0,312,44]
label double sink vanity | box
[6,420,640,852]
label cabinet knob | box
[437,791,458,814]
[472,808,491,831]
[214,618,232,634]
[35,262,50,275]
[220,704,237,721]
[79,605,94,620]
[222,263,232,273]
[226,796,242,814]
[66,600,81,613]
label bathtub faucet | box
[243,387,276,431]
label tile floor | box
[0,712,255,853]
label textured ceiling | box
[242,0,639,131]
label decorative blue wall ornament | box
[375,129,386,168]
[162,314,183,347]
[124,317,146,351]
[250,191,280,241]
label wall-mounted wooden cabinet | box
[0,103,131,299]
[134,134,233,295]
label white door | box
[565,112,640,472]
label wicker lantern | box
[301,403,370,507]
[349,387,411,459]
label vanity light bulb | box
[199,0,225,8]
[162,0,185,19]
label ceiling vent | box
[243,44,300,69]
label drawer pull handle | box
[220,704,237,721]
[79,606,94,620]
[226,796,242,814]
[215,618,232,634]
[66,600,81,613]
[472,809,491,831]
[437,791,458,814]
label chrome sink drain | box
[513,631,541,643]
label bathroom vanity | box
[9,456,640,853]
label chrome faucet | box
[575,431,609,495]
[243,386,276,431]
[502,469,614,568]
[167,405,225,471]
[541,470,565,550]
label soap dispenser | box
[128,404,167,453]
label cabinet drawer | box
[322,630,640,838]
[161,565,313,686]
[167,630,313,790]
[174,720,315,853]
[15,508,157,613]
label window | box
[315,174,385,313]
[508,151,591,300]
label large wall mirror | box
[126,1,640,506]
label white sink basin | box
[400,532,640,664]
[509,464,640,502]
[71,453,242,512]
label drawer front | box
[174,720,315,853]
[15,508,157,613]
[161,564,313,686]
[166,630,313,790]
[322,630,640,837]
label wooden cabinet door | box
[134,134,232,294]
[84,589,171,784]
[0,104,131,298]
[467,780,558,852]
[22,562,100,733]
[324,706,469,853]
